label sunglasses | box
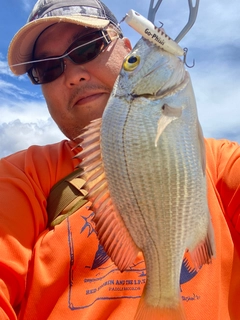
[26,29,120,84]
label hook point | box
[183,48,195,68]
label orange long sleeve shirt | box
[0,138,239,319]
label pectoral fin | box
[155,104,182,146]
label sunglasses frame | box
[27,28,121,84]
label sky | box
[1,0,240,158]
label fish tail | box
[134,292,186,320]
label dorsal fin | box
[76,118,139,271]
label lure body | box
[124,9,185,56]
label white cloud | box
[190,58,240,141]
[1,99,46,121]
[20,0,36,12]
[0,118,65,158]
[0,54,65,158]
[0,79,39,101]
[0,95,65,158]
[0,60,13,77]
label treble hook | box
[183,48,195,68]
[158,21,164,28]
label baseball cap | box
[8,0,122,75]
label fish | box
[76,36,215,320]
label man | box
[0,0,239,319]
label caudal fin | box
[134,292,186,320]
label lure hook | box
[183,48,195,68]
[158,21,164,28]
[119,15,127,24]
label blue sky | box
[1,0,240,158]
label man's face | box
[34,22,131,140]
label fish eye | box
[123,55,140,71]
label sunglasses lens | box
[68,32,107,64]
[28,30,112,84]
[28,59,64,84]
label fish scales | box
[101,96,203,299]
[79,37,215,319]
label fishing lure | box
[122,9,185,57]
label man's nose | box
[63,59,91,87]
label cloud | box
[20,0,36,12]
[0,53,65,158]
[0,59,13,77]
[190,57,240,140]
[0,61,65,158]
[0,56,39,100]
[0,118,65,158]
[1,98,45,121]
[0,96,65,158]
[0,79,39,101]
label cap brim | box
[8,15,110,75]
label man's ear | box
[123,37,132,51]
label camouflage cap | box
[8,0,122,75]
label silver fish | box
[77,37,215,320]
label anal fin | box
[189,220,216,271]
